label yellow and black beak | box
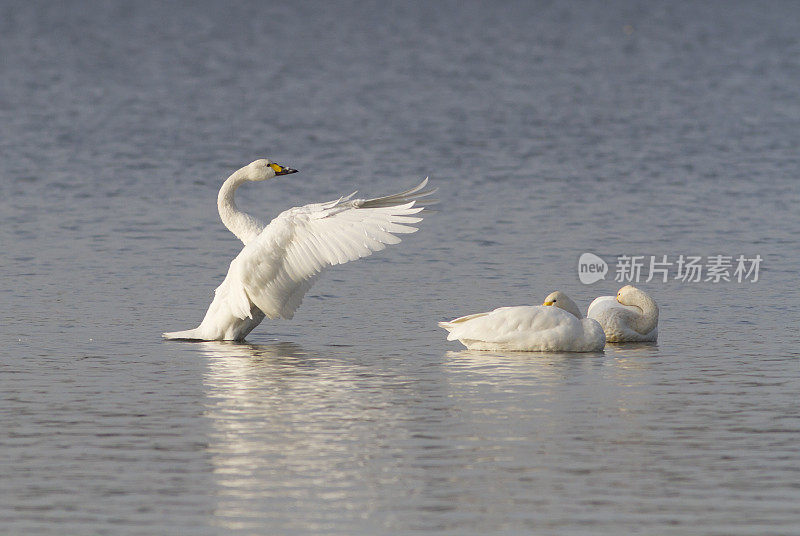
[543,301,554,306]
[270,162,298,176]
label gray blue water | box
[1,1,799,534]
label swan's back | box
[587,296,657,342]
[440,306,605,352]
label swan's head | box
[615,285,659,332]
[542,290,582,318]
[616,285,658,311]
[245,159,298,181]
[616,285,641,305]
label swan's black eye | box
[552,299,557,302]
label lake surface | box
[1,1,799,534]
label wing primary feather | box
[358,178,437,209]
[303,228,338,265]
[223,176,435,334]
[314,224,351,265]
[293,226,326,271]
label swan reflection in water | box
[198,341,415,532]
[445,342,658,384]
[443,348,611,385]
[443,346,655,424]
[198,342,661,531]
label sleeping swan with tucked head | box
[439,291,605,352]
[587,285,658,342]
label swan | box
[586,285,658,342]
[163,159,435,341]
[438,291,606,352]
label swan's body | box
[587,285,658,342]
[164,159,435,342]
[439,291,605,352]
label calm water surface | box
[1,1,799,534]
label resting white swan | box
[439,291,606,352]
[587,285,658,342]
[164,159,435,341]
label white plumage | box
[587,285,659,342]
[439,291,606,352]
[164,159,435,341]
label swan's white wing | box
[587,296,641,320]
[586,295,656,342]
[440,305,605,352]
[441,306,569,342]
[223,178,435,320]
[586,296,619,318]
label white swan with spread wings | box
[164,159,435,341]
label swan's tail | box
[163,328,203,340]
[438,311,489,332]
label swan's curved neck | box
[629,292,658,334]
[217,168,265,245]
[559,297,583,319]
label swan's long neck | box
[629,292,659,334]
[559,296,583,319]
[217,168,265,245]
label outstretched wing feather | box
[222,178,434,320]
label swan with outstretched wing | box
[164,159,436,341]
